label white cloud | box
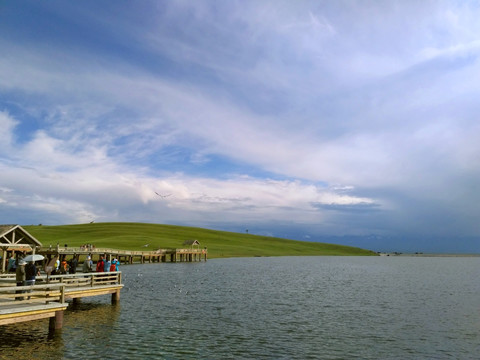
[1,1,480,244]
[0,114,378,225]
[0,111,18,152]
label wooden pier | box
[1,225,207,274]
[0,272,123,331]
[38,246,208,264]
[0,224,209,335]
[1,225,208,333]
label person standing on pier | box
[60,258,68,274]
[25,261,38,300]
[55,258,60,274]
[69,255,78,274]
[83,256,93,273]
[15,260,26,300]
[104,257,111,272]
[96,256,105,272]
[7,254,16,273]
[110,258,119,271]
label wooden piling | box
[49,310,64,331]
[111,289,120,304]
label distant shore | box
[379,252,480,257]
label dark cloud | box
[312,202,381,213]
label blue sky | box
[1,1,480,252]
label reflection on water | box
[0,321,64,360]
[61,302,121,357]
[0,302,120,360]
[1,257,480,359]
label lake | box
[1,256,479,359]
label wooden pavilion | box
[0,225,42,273]
[183,239,200,249]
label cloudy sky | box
[1,1,480,252]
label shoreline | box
[379,253,480,257]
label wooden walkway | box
[0,283,67,328]
[0,245,205,332]
[39,246,208,263]
[0,272,123,331]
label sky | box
[1,1,480,253]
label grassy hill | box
[23,222,377,258]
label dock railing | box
[0,282,66,305]
[42,246,171,255]
[175,248,205,253]
[39,246,207,257]
[0,272,122,287]
[43,271,122,288]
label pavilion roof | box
[0,225,42,250]
[183,239,200,246]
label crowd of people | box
[94,256,120,272]
[80,255,120,273]
[47,255,120,274]
[6,252,121,300]
[6,252,120,275]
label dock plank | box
[0,302,67,325]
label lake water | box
[1,256,479,359]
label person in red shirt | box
[96,256,105,272]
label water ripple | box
[2,257,480,359]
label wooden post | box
[1,247,6,273]
[49,310,64,331]
[60,285,65,304]
[111,289,120,304]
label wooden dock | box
[0,232,206,333]
[38,246,208,263]
[0,225,207,333]
[0,272,123,331]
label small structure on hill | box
[0,225,42,272]
[183,239,200,249]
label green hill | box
[23,222,377,258]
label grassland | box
[23,222,377,258]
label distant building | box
[183,239,200,249]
